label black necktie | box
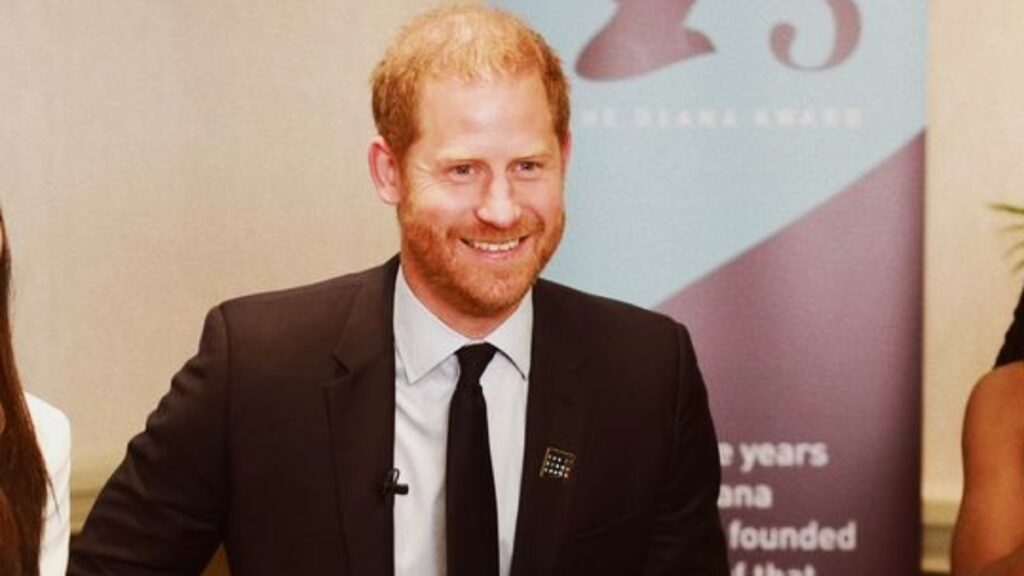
[446,343,500,576]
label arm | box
[69,306,231,576]
[952,362,1024,576]
[642,324,729,576]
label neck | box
[400,267,521,340]
[439,307,517,340]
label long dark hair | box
[0,208,47,576]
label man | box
[70,5,728,576]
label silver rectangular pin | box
[539,447,576,481]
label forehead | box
[414,72,552,132]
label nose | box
[475,175,521,229]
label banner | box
[491,1,925,574]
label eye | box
[447,163,481,182]
[512,160,544,179]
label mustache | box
[455,218,544,243]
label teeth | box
[470,238,520,252]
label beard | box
[398,204,564,319]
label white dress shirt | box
[26,392,71,576]
[392,268,531,576]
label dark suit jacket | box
[70,257,728,576]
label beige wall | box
[2,0,1022,554]
[0,1,437,479]
[925,0,1024,511]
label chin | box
[454,274,535,318]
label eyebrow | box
[434,147,559,165]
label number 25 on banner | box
[577,0,861,80]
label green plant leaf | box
[991,202,1024,216]
[991,203,1024,271]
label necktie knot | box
[456,343,498,387]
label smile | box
[467,238,522,253]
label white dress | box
[25,393,71,576]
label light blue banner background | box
[490,0,925,306]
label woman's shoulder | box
[25,392,71,468]
[971,362,1024,406]
[965,362,1024,447]
[25,393,71,576]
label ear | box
[368,136,402,205]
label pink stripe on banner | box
[658,133,924,574]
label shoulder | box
[220,258,395,315]
[25,392,71,472]
[964,362,1024,447]
[534,278,684,337]
[533,279,692,370]
[205,258,397,337]
[186,259,398,365]
[953,362,1024,575]
[26,393,72,575]
[960,362,1024,491]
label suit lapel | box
[323,258,400,576]
[510,283,587,576]
[320,266,587,576]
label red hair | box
[371,4,571,164]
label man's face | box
[374,72,569,331]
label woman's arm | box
[952,362,1024,576]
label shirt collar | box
[393,265,533,384]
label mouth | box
[464,236,524,254]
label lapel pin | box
[539,447,576,482]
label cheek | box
[405,178,475,215]
[402,192,450,224]
[526,186,565,222]
[401,191,478,238]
